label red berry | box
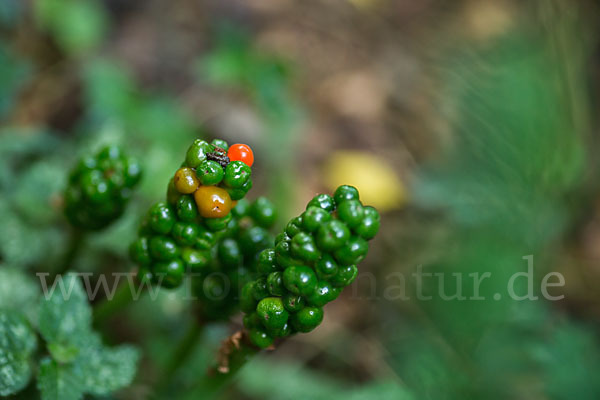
[228,144,254,167]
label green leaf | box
[13,159,67,224]
[37,357,84,400]
[47,343,79,364]
[38,274,92,346]
[0,267,39,313]
[0,311,37,396]
[77,340,141,395]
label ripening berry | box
[174,167,200,194]
[194,186,232,218]
[227,143,254,167]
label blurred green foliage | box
[199,24,304,220]
[0,1,599,399]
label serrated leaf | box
[47,343,79,364]
[77,342,140,395]
[37,357,84,400]
[38,274,92,346]
[0,311,37,396]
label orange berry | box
[174,167,199,194]
[194,186,232,218]
[227,144,254,167]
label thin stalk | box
[55,228,85,276]
[188,330,261,398]
[93,280,140,325]
[155,320,205,396]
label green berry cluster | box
[191,197,278,320]
[241,185,380,348]
[129,139,256,289]
[64,145,142,230]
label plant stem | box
[189,330,260,397]
[93,280,140,325]
[55,228,85,276]
[155,320,205,396]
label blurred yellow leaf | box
[323,151,406,212]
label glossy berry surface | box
[291,306,324,333]
[227,143,254,167]
[194,186,232,218]
[224,161,251,189]
[64,145,142,230]
[196,160,224,186]
[256,297,289,331]
[174,167,200,194]
[283,265,318,296]
[242,185,380,348]
[130,137,260,296]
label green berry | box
[218,238,242,268]
[249,197,277,228]
[172,222,199,246]
[290,232,320,262]
[224,161,251,188]
[283,293,305,313]
[275,240,301,268]
[307,194,336,212]
[267,271,285,296]
[238,226,271,258]
[201,274,228,300]
[176,195,198,222]
[283,265,317,296]
[129,237,151,266]
[232,198,250,218]
[355,206,380,240]
[275,232,290,245]
[316,220,350,251]
[204,213,232,231]
[257,248,279,275]
[81,170,110,204]
[243,312,261,330]
[256,297,289,331]
[148,202,175,234]
[290,306,323,333]
[227,178,252,201]
[285,216,303,237]
[185,139,214,168]
[240,282,258,313]
[333,185,359,204]
[196,160,224,186]
[149,236,179,261]
[98,145,122,161]
[137,266,153,285]
[123,156,142,187]
[334,236,368,265]
[181,248,210,271]
[211,138,229,151]
[153,259,185,288]
[252,277,269,301]
[268,322,292,338]
[315,254,338,279]
[248,328,273,349]
[337,199,364,228]
[330,264,358,287]
[195,230,216,251]
[306,281,340,307]
[301,206,331,232]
